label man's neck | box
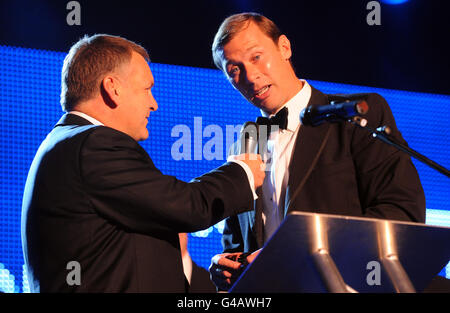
[71,100,110,126]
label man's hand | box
[236,154,265,189]
[209,250,260,291]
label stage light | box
[381,0,409,4]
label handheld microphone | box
[239,121,259,154]
[300,100,369,127]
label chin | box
[136,131,149,142]
[258,102,283,115]
[140,134,149,141]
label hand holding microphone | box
[234,121,265,189]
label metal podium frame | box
[230,211,450,293]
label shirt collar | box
[261,79,312,132]
[68,111,104,126]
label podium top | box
[231,211,450,293]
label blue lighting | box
[0,45,448,292]
[381,0,409,4]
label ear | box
[100,75,121,108]
[277,35,292,61]
[102,75,121,97]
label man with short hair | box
[21,34,265,292]
[209,12,426,291]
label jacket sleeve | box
[79,127,254,235]
[351,93,426,222]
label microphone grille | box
[241,121,258,139]
[300,107,314,126]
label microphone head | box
[300,107,322,127]
[240,121,259,154]
[240,121,259,140]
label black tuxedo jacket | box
[21,114,253,292]
[188,261,216,293]
[222,86,426,253]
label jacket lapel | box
[285,86,331,215]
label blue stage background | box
[0,45,449,292]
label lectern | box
[230,211,450,293]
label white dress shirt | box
[68,111,104,126]
[261,80,312,243]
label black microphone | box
[300,100,369,127]
[239,121,259,154]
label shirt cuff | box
[227,156,258,200]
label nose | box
[149,93,158,112]
[243,63,260,85]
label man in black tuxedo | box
[21,34,265,292]
[209,13,426,291]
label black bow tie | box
[256,107,289,131]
